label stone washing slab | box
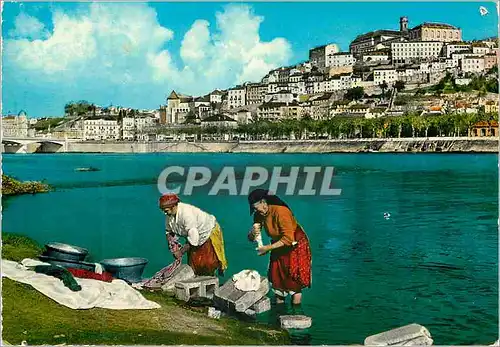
[250,296,271,313]
[160,264,195,291]
[174,276,219,302]
[214,276,269,312]
[364,323,432,346]
[279,315,312,329]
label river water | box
[2,153,498,345]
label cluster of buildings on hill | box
[158,17,498,127]
[2,16,498,141]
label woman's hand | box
[256,244,271,256]
[173,250,183,259]
[173,243,190,260]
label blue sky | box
[2,1,498,118]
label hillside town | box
[3,17,499,141]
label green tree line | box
[156,111,498,140]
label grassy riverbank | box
[2,175,50,196]
[2,233,289,345]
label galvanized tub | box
[38,255,96,272]
[99,257,148,283]
[44,242,89,262]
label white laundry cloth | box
[2,259,160,310]
[21,258,51,268]
[232,269,261,291]
[94,263,104,274]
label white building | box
[2,112,29,138]
[445,43,471,58]
[166,91,193,124]
[258,102,287,121]
[288,81,307,95]
[391,41,444,63]
[228,87,246,109]
[84,119,120,141]
[267,83,290,94]
[362,51,390,62]
[461,56,485,73]
[264,91,299,104]
[262,70,279,84]
[210,90,223,104]
[472,45,491,56]
[246,83,267,105]
[326,52,356,67]
[121,117,136,140]
[445,58,458,69]
[309,43,340,70]
[373,67,398,85]
[451,52,479,67]
[289,73,304,83]
[135,116,156,130]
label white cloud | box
[154,4,292,91]
[3,3,292,111]
[8,11,49,40]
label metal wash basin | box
[44,242,89,262]
[99,257,148,283]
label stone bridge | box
[1,137,76,153]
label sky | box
[2,1,498,118]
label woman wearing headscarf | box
[247,189,312,305]
[159,193,228,276]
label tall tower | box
[400,16,409,32]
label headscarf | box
[159,193,180,208]
[247,189,290,215]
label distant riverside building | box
[83,118,120,141]
[469,121,498,137]
[2,111,28,138]
[227,86,246,109]
[166,90,193,124]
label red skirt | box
[268,226,312,293]
[188,238,220,276]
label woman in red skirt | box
[247,189,312,305]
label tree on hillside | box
[64,101,92,117]
[379,81,389,98]
[394,80,405,92]
[345,87,364,101]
